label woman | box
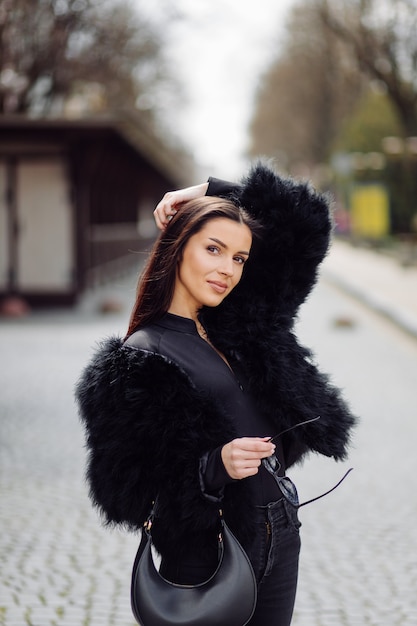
[76,162,356,625]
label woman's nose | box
[218,257,234,276]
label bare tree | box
[318,0,417,136]
[0,0,172,115]
[248,0,417,228]
[248,0,364,172]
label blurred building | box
[0,113,191,307]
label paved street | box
[1,248,417,626]
[292,279,417,626]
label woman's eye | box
[234,256,246,265]
[207,245,220,254]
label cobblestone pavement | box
[291,282,417,626]
[0,300,140,626]
[1,267,417,625]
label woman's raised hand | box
[153,182,209,230]
[221,437,276,480]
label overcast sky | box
[135,0,295,180]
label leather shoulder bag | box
[131,504,257,626]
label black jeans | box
[246,498,301,626]
[160,498,301,626]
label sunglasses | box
[263,416,353,508]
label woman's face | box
[170,217,252,318]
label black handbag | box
[131,506,257,626]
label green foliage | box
[333,90,404,154]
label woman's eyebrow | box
[208,237,250,256]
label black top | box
[125,312,286,506]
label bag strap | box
[133,496,160,568]
[142,496,224,558]
[146,496,160,528]
[147,495,223,530]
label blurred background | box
[1,1,417,625]
[1,0,416,310]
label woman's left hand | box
[221,437,275,480]
[153,182,208,230]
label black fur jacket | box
[76,163,357,560]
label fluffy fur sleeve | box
[243,330,357,469]
[75,338,254,556]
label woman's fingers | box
[154,192,178,230]
[221,437,276,480]
[153,183,209,230]
[235,437,275,455]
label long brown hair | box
[125,196,258,338]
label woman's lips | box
[207,280,228,294]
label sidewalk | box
[321,238,417,340]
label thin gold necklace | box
[196,321,233,371]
